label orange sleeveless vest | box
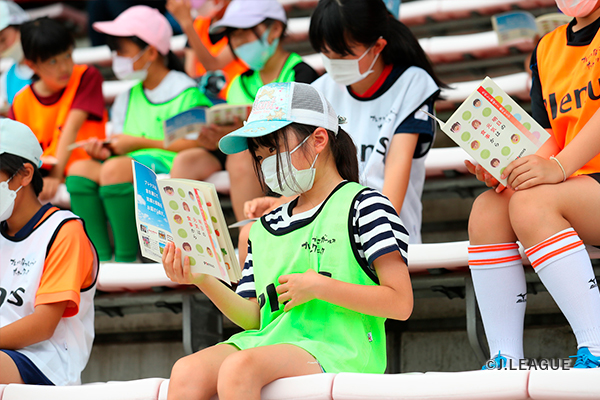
[536,24,600,175]
[12,64,107,173]
[192,16,247,99]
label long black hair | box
[106,35,184,73]
[247,123,359,192]
[0,153,44,196]
[309,0,446,89]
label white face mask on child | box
[112,49,150,81]
[556,0,600,17]
[0,173,22,222]
[261,136,319,197]
[320,41,381,86]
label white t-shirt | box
[312,66,439,243]
[110,70,198,134]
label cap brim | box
[219,120,293,154]
[92,20,134,37]
[209,16,263,34]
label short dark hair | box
[0,153,44,196]
[20,17,74,63]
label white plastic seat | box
[331,370,530,400]
[2,378,165,400]
[158,374,337,400]
[528,369,600,399]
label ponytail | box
[165,50,184,72]
[329,128,359,183]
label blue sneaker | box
[482,351,508,370]
[570,347,600,368]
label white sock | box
[526,228,600,356]
[469,243,526,361]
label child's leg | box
[0,352,24,384]
[168,344,238,400]
[66,159,112,261]
[217,344,322,400]
[98,156,138,262]
[169,148,223,181]
[510,176,600,356]
[468,189,526,362]
[226,151,263,221]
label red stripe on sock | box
[531,240,584,269]
[468,243,519,253]
[468,255,523,266]
[526,230,577,256]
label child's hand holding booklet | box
[132,161,241,284]
[421,76,550,187]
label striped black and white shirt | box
[236,186,409,299]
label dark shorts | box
[0,349,54,385]
[210,149,228,169]
[587,173,600,184]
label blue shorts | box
[0,349,54,385]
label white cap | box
[0,1,29,32]
[210,0,287,34]
[0,119,43,168]
[219,82,342,154]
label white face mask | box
[0,174,22,222]
[111,49,150,81]
[1,39,24,62]
[261,136,319,197]
[320,41,381,86]
[556,0,600,17]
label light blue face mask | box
[233,27,279,71]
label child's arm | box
[277,251,413,320]
[162,242,260,330]
[167,0,235,72]
[0,301,68,349]
[382,133,419,213]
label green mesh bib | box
[123,82,211,172]
[224,182,387,373]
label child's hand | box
[502,154,565,191]
[277,269,322,312]
[108,134,140,155]
[243,196,282,218]
[83,138,112,160]
[464,160,505,193]
[162,242,206,286]
[198,117,243,151]
[166,0,193,28]
[39,176,61,201]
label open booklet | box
[132,161,241,284]
[163,103,252,147]
[492,11,572,46]
[422,77,550,186]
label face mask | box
[111,49,150,81]
[261,136,319,197]
[233,27,279,71]
[320,41,381,86]
[1,39,24,62]
[0,173,22,222]
[556,0,600,17]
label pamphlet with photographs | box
[132,161,241,284]
[163,103,252,147]
[423,77,550,186]
[492,11,572,45]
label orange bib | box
[192,16,247,99]
[537,24,600,175]
[12,64,107,173]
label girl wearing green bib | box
[162,82,413,400]
[65,7,212,262]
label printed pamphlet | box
[163,103,252,147]
[492,11,572,45]
[132,161,241,284]
[422,77,550,186]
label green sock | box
[66,176,112,261]
[99,183,139,263]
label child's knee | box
[99,157,133,186]
[509,186,554,228]
[218,351,255,387]
[67,159,100,181]
[226,151,254,177]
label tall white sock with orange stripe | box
[469,243,526,361]
[525,228,600,356]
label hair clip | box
[338,116,347,125]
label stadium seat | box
[2,378,165,400]
[528,369,600,399]
[331,370,531,400]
